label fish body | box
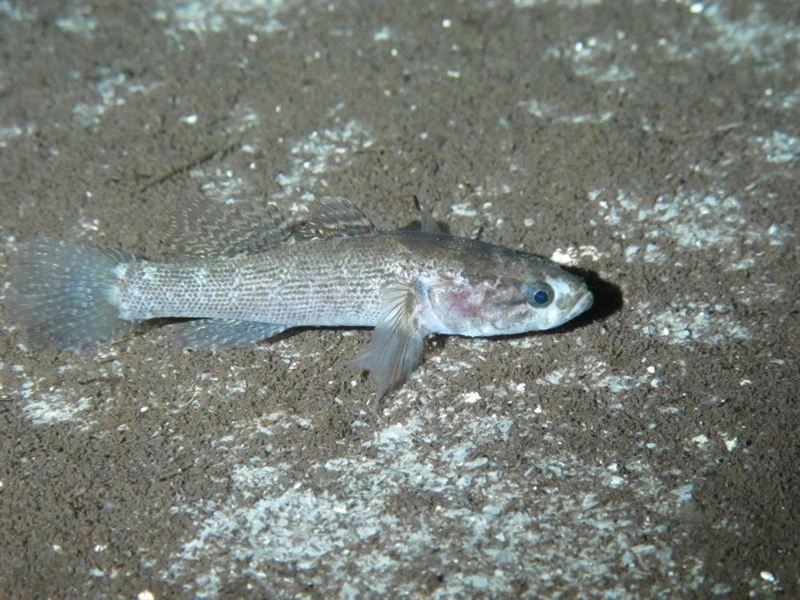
[7,198,593,395]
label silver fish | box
[7,198,593,396]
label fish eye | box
[525,283,554,308]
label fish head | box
[422,252,593,337]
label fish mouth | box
[566,289,594,322]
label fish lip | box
[566,289,594,322]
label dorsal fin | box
[415,195,442,233]
[169,194,375,257]
[294,196,375,241]
[169,189,291,258]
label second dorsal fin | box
[170,194,376,258]
[294,196,375,241]
[170,190,292,259]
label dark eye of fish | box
[525,283,553,307]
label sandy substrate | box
[0,1,798,598]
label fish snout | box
[566,287,593,322]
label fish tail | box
[7,239,138,350]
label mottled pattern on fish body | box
[7,198,594,396]
[118,234,403,326]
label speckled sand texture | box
[0,1,798,598]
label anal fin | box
[173,319,288,350]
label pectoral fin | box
[349,282,426,398]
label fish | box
[6,197,593,397]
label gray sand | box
[0,1,797,597]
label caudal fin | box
[7,239,138,350]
